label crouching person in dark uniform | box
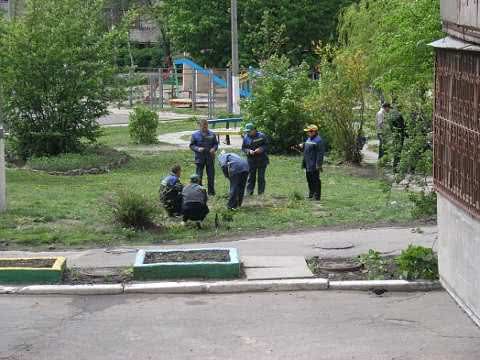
[182,174,209,228]
[298,125,325,201]
[218,152,249,210]
[159,165,183,216]
[189,119,219,196]
[242,123,269,195]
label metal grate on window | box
[434,49,480,219]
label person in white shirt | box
[376,103,391,159]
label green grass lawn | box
[0,128,416,249]
[99,119,195,149]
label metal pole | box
[128,72,133,108]
[159,68,164,110]
[208,70,213,119]
[231,0,240,115]
[211,70,216,118]
[192,69,197,111]
[0,126,6,213]
[150,74,155,109]
[226,68,233,114]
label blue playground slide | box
[174,58,251,97]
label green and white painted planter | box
[0,257,66,284]
[134,248,240,280]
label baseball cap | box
[243,123,255,132]
[304,124,318,132]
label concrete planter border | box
[0,257,66,284]
[133,248,241,281]
[0,278,442,296]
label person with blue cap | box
[159,164,183,216]
[218,151,250,210]
[181,174,209,228]
[297,125,325,201]
[242,123,269,195]
[189,118,219,196]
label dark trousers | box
[196,160,215,195]
[182,202,209,222]
[378,134,384,159]
[306,170,321,200]
[163,194,182,216]
[247,166,267,195]
[228,171,249,209]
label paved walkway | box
[157,129,243,150]
[98,107,206,126]
[1,291,479,359]
[0,226,437,269]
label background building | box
[432,0,480,327]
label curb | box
[329,280,442,292]
[16,284,124,295]
[125,282,207,294]
[0,279,442,296]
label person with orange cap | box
[297,125,325,201]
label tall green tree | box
[162,0,355,68]
[337,0,442,176]
[0,0,127,157]
[338,0,442,97]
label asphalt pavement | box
[1,290,479,359]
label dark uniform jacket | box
[182,184,208,205]
[303,135,325,172]
[218,153,250,178]
[241,131,269,167]
[159,173,183,208]
[189,130,219,164]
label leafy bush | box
[396,245,438,280]
[409,191,437,219]
[397,109,433,176]
[307,46,369,164]
[244,55,314,154]
[111,191,157,230]
[128,106,159,144]
[289,190,303,201]
[287,190,304,208]
[27,146,127,172]
[0,0,126,158]
[358,249,387,280]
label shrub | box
[358,249,387,280]
[0,0,126,158]
[129,106,159,144]
[306,46,369,164]
[409,191,437,219]
[111,191,157,230]
[244,55,314,154]
[396,245,438,280]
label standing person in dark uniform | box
[241,123,269,195]
[218,152,250,210]
[389,105,406,173]
[189,119,218,196]
[297,125,325,201]
[159,165,183,216]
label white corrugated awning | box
[429,36,480,52]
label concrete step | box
[243,256,314,281]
